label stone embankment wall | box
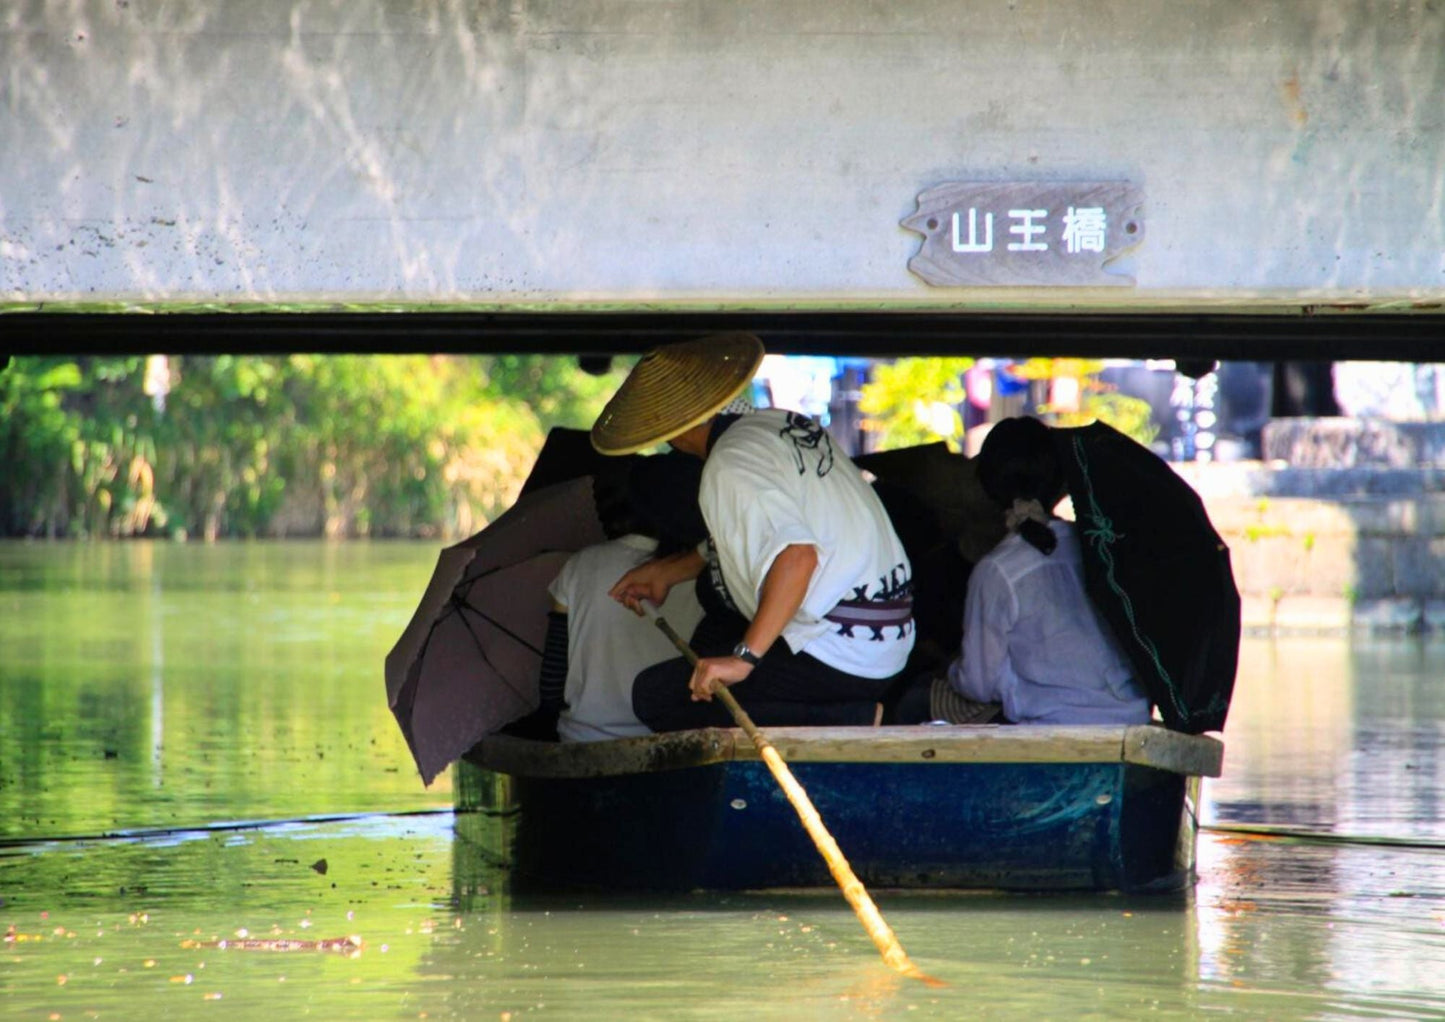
[1175,419,1445,635]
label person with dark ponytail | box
[930,416,1150,726]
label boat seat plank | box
[469,724,1222,780]
[471,729,738,778]
[1123,725,1224,777]
[765,725,1126,765]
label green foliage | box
[0,354,628,540]
[1012,358,1159,446]
[856,356,1159,454]
[857,358,975,450]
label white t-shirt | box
[548,534,705,741]
[699,410,914,679]
[947,519,1150,725]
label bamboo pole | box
[645,607,943,988]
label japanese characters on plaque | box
[901,181,1145,287]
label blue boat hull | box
[469,757,1198,893]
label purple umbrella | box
[385,476,605,784]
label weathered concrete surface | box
[1264,418,1445,469]
[1180,458,1445,634]
[2,1,1444,306]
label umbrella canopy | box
[1053,421,1241,734]
[385,475,605,784]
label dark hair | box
[593,456,648,540]
[626,451,708,556]
[975,416,1065,555]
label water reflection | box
[1193,635,1445,1018]
[2,543,1444,1018]
[1204,635,1445,841]
[446,834,1211,1019]
[1,815,459,1020]
[0,541,450,841]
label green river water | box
[1,541,1442,1020]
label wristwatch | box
[731,642,761,666]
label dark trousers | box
[632,612,894,732]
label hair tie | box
[1004,498,1048,534]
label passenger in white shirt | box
[547,534,705,740]
[539,454,706,741]
[943,417,1150,726]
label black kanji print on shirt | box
[778,413,834,477]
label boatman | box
[590,332,915,731]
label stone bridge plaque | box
[902,181,1145,287]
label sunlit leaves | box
[1013,358,1158,444]
[858,357,974,451]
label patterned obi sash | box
[823,597,913,638]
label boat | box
[454,723,1223,893]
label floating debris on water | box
[181,934,363,955]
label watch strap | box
[731,642,761,666]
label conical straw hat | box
[591,332,765,455]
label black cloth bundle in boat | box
[1053,421,1241,734]
[853,442,1005,672]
